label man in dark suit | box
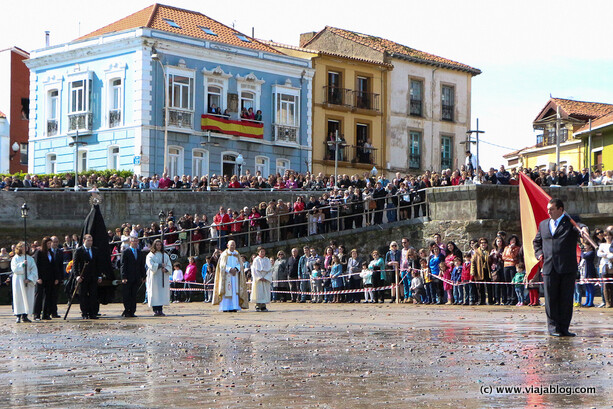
[33,237,56,320]
[49,236,65,318]
[533,198,587,337]
[120,237,146,317]
[72,234,102,319]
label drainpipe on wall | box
[430,67,439,172]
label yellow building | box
[267,41,391,177]
[505,98,613,171]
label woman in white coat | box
[9,242,39,323]
[145,239,172,316]
[251,247,273,311]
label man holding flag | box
[519,173,590,337]
[533,198,588,337]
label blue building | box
[25,4,313,178]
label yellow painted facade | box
[520,139,584,170]
[272,45,389,177]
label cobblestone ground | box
[0,302,611,408]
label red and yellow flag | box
[201,114,263,139]
[518,173,551,280]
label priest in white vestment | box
[145,239,172,316]
[213,240,248,312]
[9,242,39,323]
[251,247,273,311]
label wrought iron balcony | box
[323,141,378,165]
[68,112,92,132]
[410,99,422,116]
[109,110,122,128]
[324,86,352,106]
[164,108,193,129]
[353,91,380,112]
[47,120,58,136]
[442,104,454,121]
[273,124,298,143]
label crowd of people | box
[1,158,612,192]
[3,220,612,321]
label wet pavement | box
[0,302,611,408]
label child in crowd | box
[420,258,432,304]
[410,270,425,304]
[440,261,453,305]
[450,256,463,305]
[526,265,541,307]
[360,262,374,303]
[202,256,213,302]
[183,257,197,303]
[316,208,326,234]
[461,253,473,305]
[330,255,344,303]
[579,241,597,307]
[171,262,184,303]
[429,245,443,304]
[311,262,323,303]
[512,261,526,306]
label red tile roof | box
[76,4,281,54]
[574,110,613,135]
[534,97,613,123]
[261,40,394,68]
[0,110,6,119]
[304,26,480,75]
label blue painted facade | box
[26,28,313,178]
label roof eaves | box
[389,52,481,75]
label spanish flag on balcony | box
[201,114,263,139]
[518,172,551,280]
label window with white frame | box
[47,89,59,136]
[255,156,270,178]
[240,91,255,111]
[108,146,120,170]
[207,86,222,113]
[192,149,209,177]
[78,150,88,171]
[276,159,290,176]
[68,73,93,132]
[46,153,57,174]
[168,146,184,177]
[70,79,89,113]
[168,74,194,110]
[109,78,122,127]
[277,94,298,126]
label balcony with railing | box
[273,124,298,143]
[410,99,422,116]
[322,141,378,166]
[68,112,92,132]
[164,108,193,130]
[323,86,381,113]
[442,104,454,121]
[324,86,352,106]
[47,119,58,136]
[353,91,380,112]
[109,110,122,128]
[536,129,568,147]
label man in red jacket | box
[214,206,231,249]
[158,172,172,190]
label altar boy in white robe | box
[145,239,172,316]
[251,247,273,312]
[9,242,39,323]
[213,240,248,312]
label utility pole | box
[466,118,484,175]
[555,106,561,170]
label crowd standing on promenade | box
[3,220,612,321]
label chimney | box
[299,32,317,48]
[45,31,50,47]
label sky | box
[3,0,612,168]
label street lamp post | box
[326,130,344,187]
[466,118,485,176]
[68,130,87,191]
[152,50,169,174]
[21,202,29,283]
[236,154,244,177]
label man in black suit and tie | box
[120,237,146,317]
[72,234,101,319]
[533,198,588,337]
